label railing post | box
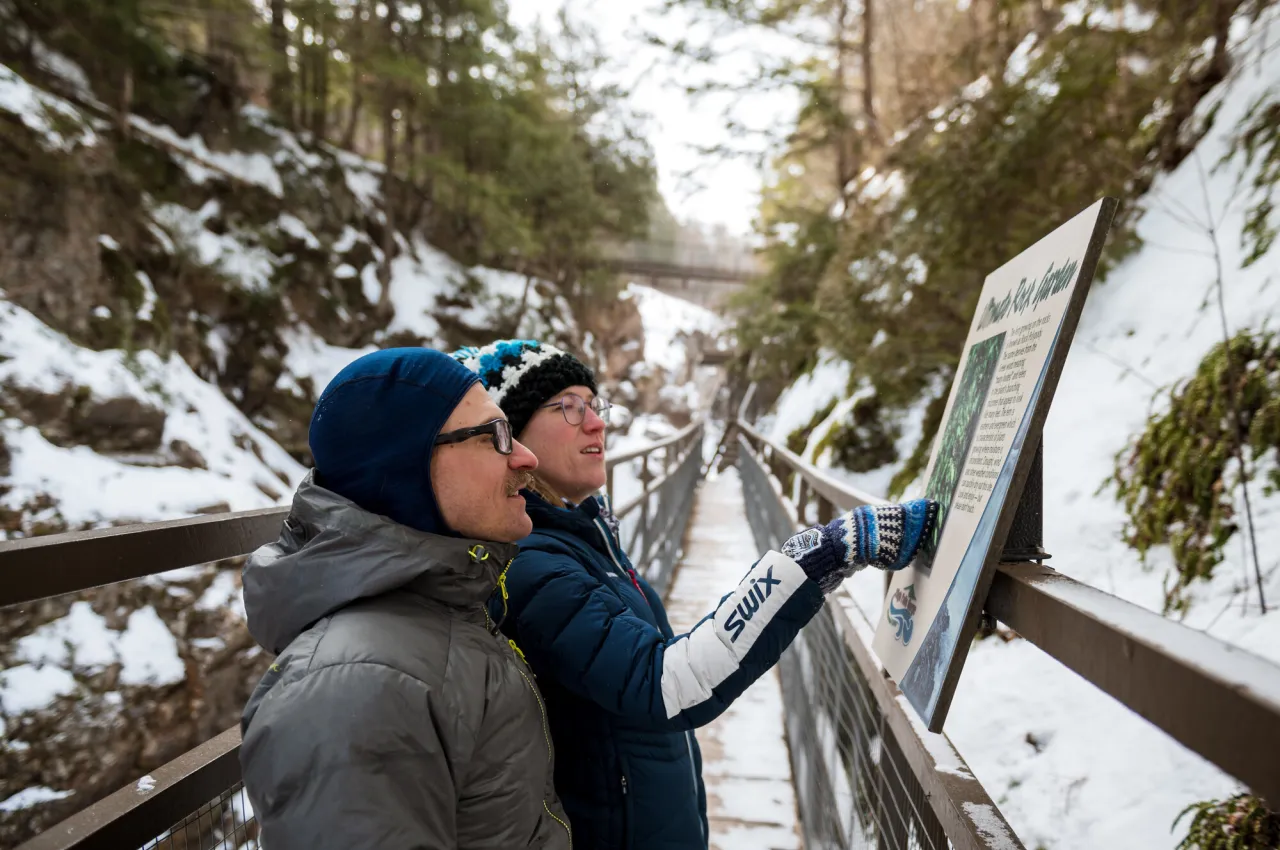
[639,454,652,558]
[817,496,834,526]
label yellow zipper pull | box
[495,559,513,620]
[508,638,528,665]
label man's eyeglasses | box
[538,393,611,426]
[434,418,513,455]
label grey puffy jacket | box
[239,473,573,850]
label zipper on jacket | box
[621,774,628,795]
[685,731,705,843]
[513,658,572,848]
[593,516,628,578]
[543,801,572,849]
[486,557,515,635]
[595,518,652,610]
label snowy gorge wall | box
[0,43,723,844]
[760,12,1280,849]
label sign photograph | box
[873,197,1118,732]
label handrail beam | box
[607,419,702,467]
[614,440,698,520]
[989,561,1280,807]
[0,508,288,609]
[737,415,1280,808]
[737,419,882,509]
[16,727,242,850]
[1,421,708,611]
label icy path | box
[664,468,801,850]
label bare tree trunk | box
[377,2,399,317]
[861,0,877,139]
[203,1,241,144]
[311,0,328,140]
[833,0,857,207]
[406,111,417,185]
[886,0,905,121]
[298,42,310,132]
[513,273,534,336]
[344,86,363,149]
[270,0,293,127]
[377,103,397,314]
[343,0,364,150]
[988,0,1002,79]
[118,68,133,136]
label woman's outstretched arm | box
[504,500,937,731]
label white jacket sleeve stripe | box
[659,551,809,718]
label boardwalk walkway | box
[664,468,802,850]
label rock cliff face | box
[0,564,265,847]
[0,31,710,847]
[0,38,583,848]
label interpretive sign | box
[873,197,1118,732]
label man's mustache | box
[505,473,533,497]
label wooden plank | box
[665,471,802,850]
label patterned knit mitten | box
[781,499,939,594]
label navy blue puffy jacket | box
[492,490,825,850]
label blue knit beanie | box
[450,339,596,437]
[308,348,479,536]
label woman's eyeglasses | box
[538,393,611,426]
[434,418,514,455]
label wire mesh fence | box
[738,434,953,850]
[622,429,704,599]
[140,782,258,850]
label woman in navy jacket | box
[451,340,937,850]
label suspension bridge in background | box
[3,373,1280,850]
[598,238,760,309]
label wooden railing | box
[734,413,1280,849]
[3,421,708,850]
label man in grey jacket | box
[239,347,573,850]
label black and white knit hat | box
[450,339,598,437]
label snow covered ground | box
[758,13,1280,848]
[623,283,724,376]
[0,298,309,528]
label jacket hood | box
[244,472,517,654]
